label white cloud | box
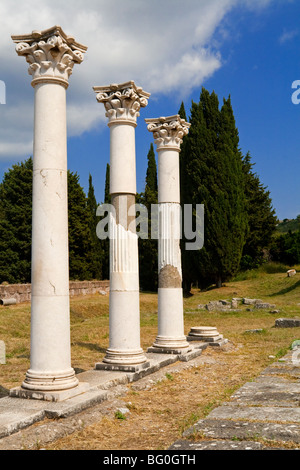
[279,29,298,44]
[0,0,280,159]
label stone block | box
[243,298,262,305]
[275,318,300,328]
[0,341,5,364]
[255,303,276,309]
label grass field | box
[1,263,300,449]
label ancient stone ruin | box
[7,25,225,402]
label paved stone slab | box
[183,418,300,443]
[169,439,266,450]
[230,379,300,407]
[0,397,46,438]
[43,389,109,419]
[261,365,300,378]
[208,404,300,423]
[77,369,129,391]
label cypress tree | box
[68,170,94,280]
[87,174,103,279]
[104,163,111,204]
[180,88,248,290]
[138,144,158,291]
[101,163,111,280]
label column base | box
[9,382,90,402]
[95,348,150,372]
[147,346,191,355]
[187,334,224,343]
[95,361,150,372]
[187,326,223,343]
[147,336,191,355]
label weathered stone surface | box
[230,380,300,407]
[172,349,300,451]
[169,440,266,450]
[183,418,300,444]
[255,303,276,309]
[0,341,5,365]
[0,281,109,304]
[243,298,262,305]
[275,318,300,328]
[206,301,231,311]
[208,404,300,422]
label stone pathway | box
[170,347,300,451]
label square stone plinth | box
[9,382,90,403]
[95,361,151,373]
[187,334,224,343]
[147,346,192,355]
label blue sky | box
[0,0,300,220]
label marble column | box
[10,26,89,401]
[145,115,191,354]
[93,81,150,371]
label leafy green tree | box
[270,230,300,266]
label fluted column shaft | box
[146,115,191,353]
[94,81,150,371]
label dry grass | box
[1,265,300,449]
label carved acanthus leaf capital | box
[12,26,87,87]
[93,81,150,126]
[145,115,191,151]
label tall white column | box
[10,26,89,401]
[93,81,150,371]
[145,115,191,354]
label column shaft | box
[24,82,77,389]
[10,26,88,400]
[145,115,191,354]
[94,81,150,371]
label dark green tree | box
[180,89,248,291]
[100,163,111,280]
[104,163,111,204]
[68,170,95,280]
[0,158,33,283]
[86,173,103,279]
[269,230,300,266]
[240,152,278,269]
[138,143,158,291]
[0,157,101,283]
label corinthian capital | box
[145,115,190,151]
[12,25,87,88]
[93,81,150,126]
